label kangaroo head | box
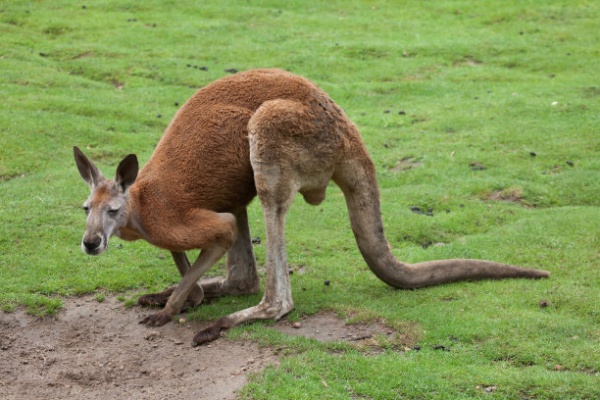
[73,146,138,255]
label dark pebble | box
[384,110,391,114]
[433,345,450,351]
[566,160,574,167]
[156,114,161,119]
[530,151,537,157]
[445,209,451,213]
[413,345,421,351]
[251,237,261,244]
[539,299,551,308]
[410,206,433,217]
[174,102,179,107]
[469,162,487,171]
[199,66,208,71]
[224,68,238,74]
[324,280,330,286]
[186,64,191,68]
[398,110,406,115]
[39,52,47,57]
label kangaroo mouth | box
[83,247,104,256]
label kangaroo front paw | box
[140,311,173,327]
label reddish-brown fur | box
[74,69,549,345]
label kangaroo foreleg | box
[200,207,260,298]
[137,251,203,308]
[140,244,227,326]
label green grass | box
[1,0,599,398]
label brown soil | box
[0,296,395,400]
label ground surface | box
[0,296,391,400]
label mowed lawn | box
[1,1,599,398]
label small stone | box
[530,151,537,157]
[292,322,301,329]
[144,330,161,341]
[324,280,330,286]
[551,101,559,106]
[566,160,574,167]
[178,317,186,324]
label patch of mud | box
[0,296,276,400]
[390,156,421,172]
[484,187,527,204]
[274,312,395,343]
[0,297,401,399]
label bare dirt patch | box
[390,156,421,173]
[274,312,396,343]
[0,296,398,399]
[0,296,275,400]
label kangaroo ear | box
[115,154,138,193]
[73,146,104,189]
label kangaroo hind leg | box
[191,98,341,344]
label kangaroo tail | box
[332,147,549,289]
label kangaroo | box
[74,68,549,346]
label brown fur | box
[74,69,549,345]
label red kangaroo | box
[74,69,549,345]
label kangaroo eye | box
[108,208,120,216]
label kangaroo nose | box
[83,238,101,251]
